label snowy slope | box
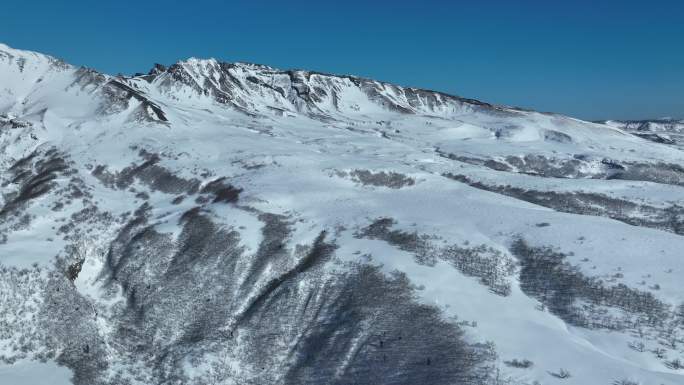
[1,43,683,385]
[600,119,684,149]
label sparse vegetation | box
[511,238,670,330]
[628,341,645,352]
[665,358,683,370]
[445,174,684,235]
[613,379,640,385]
[357,218,516,296]
[549,368,571,379]
[337,169,416,189]
[503,358,534,369]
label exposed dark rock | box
[66,259,84,282]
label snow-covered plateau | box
[1,43,683,385]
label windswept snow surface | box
[1,43,683,385]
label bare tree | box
[549,368,571,379]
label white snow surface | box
[0,43,683,385]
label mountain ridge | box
[0,42,548,122]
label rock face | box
[0,43,683,385]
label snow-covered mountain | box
[1,42,683,385]
[599,119,684,148]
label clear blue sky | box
[2,0,682,120]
